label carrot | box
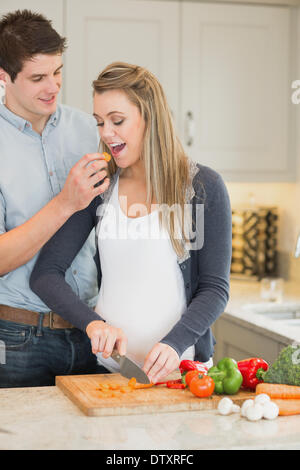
[127,377,154,389]
[132,383,154,389]
[99,383,110,390]
[103,152,111,162]
[108,383,119,390]
[97,377,153,396]
[120,386,133,393]
[272,399,300,416]
[256,383,300,399]
[128,377,137,388]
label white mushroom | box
[217,397,233,415]
[262,401,279,420]
[231,404,241,414]
[254,394,271,406]
[217,397,240,416]
[241,399,254,417]
[245,403,264,421]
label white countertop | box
[1,278,300,450]
[1,385,300,450]
[226,279,300,344]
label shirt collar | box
[0,104,28,132]
[48,106,60,127]
[0,103,60,132]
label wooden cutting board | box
[56,373,256,417]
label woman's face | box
[93,89,145,169]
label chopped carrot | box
[120,386,133,393]
[256,383,300,399]
[133,383,154,389]
[103,152,111,162]
[99,383,109,390]
[97,376,153,395]
[128,377,137,388]
[272,399,300,416]
[108,384,120,390]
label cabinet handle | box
[184,111,195,147]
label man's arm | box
[29,198,127,357]
[0,153,109,276]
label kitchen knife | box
[111,350,151,384]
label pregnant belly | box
[95,288,186,366]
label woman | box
[30,62,232,384]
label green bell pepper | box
[207,358,243,394]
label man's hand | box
[86,320,127,358]
[143,343,180,383]
[57,153,110,215]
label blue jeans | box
[0,318,109,388]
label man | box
[0,9,110,387]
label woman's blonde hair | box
[93,61,191,258]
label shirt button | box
[73,270,77,275]
[186,283,190,289]
[49,172,53,177]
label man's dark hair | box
[0,9,67,82]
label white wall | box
[226,181,296,253]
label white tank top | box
[95,176,195,372]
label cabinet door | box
[212,316,289,364]
[181,3,292,182]
[64,0,180,125]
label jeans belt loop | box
[36,313,44,337]
[49,312,54,329]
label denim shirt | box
[0,104,100,311]
[30,161,232,362]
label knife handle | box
[111,349,123,361]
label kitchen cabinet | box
[212,313,290,364]
[64,0,180,127]
[63,0,293,182]
[181,2,292,182]
[0,0,295,182]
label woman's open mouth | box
[110,143,126,157]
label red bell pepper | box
[179,360,209,386]
[237,357,269,390]
[179,360,209,375]
[167,381,186,389]
[155,379,186,389]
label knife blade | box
[111,350,150,384]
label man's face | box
[4,53,63,122]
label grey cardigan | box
[30,161,232,362]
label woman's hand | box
[86,320,127,358]
[142,343,180,384]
